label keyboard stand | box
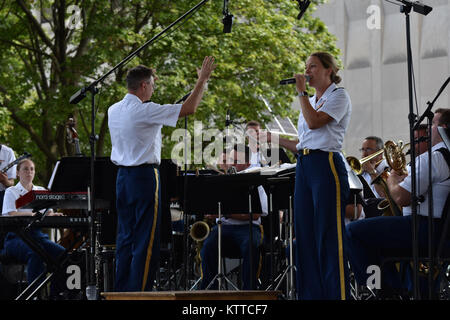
[14,207,87,300]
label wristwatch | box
[298,91,308,97]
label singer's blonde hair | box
[310,52,341,84]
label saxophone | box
[189,219,211,276]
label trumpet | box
[346,140,410,175]
[346,149,385,175]
[347,140,410,217]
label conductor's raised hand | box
[197,56,217,82]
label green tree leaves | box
[0,0,339,182]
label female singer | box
[271,52,352,299]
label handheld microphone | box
[279,75,310,85]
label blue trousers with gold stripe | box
[114,165,161,292]
[294,151,350,300]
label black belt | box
[118,163,159,169]
[297,148,327,156]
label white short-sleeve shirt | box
[108,94,182,166]
[360,159,389,199]
[400,142,450,218]
[2,182,47,216]
[0,145,16,191]
[296,82,352,152]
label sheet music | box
[47,160,60,190]
[238,162,296,175]
[260,95,298,137]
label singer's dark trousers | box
[115,165,161,292]
[294,151,350,300]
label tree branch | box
[74,2,97,61]
[0,38,52,58]
[16,0,56,57]
[1,99,56,163]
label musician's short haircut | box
[246,120,261,130]
[17,158,34,171]
[436,108,450,127]
[126,65,154,91]
[364,136,383,150]
[232,144,250,163]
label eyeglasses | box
[359,147,378,153]
[144,79,156,90]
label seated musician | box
[345,108,450,298]
[0,144,17,210]
[345,136,388,223]
[245,120,292,168]
[1,158,66,299]
[200,144,268,290]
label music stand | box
[179,172,265,290]
[262,172,296,300]
[48,156,117,298]
[206,202,239,291]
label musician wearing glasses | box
[359,136,388,198]
[346,108,450,298]
[245,120,291,168]
[108,57,216,292]
[346,136,389,222]
[1,159,65,299]
[0,144,17,209]
[268,52,352,300]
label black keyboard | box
[0,216,90,231]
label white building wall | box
[293,0,450,158]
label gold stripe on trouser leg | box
[328,152,346,300]
[141,168,160,291]
[256,224,264,280]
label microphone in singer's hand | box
[280,75,310,85]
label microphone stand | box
[68,0,209,297]
[389,0,432,300]
[175,91,192,291]
[412,77,450,299]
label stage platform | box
[101,290,282,300]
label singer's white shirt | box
[296,82,352,152]
[108,94,182,166]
